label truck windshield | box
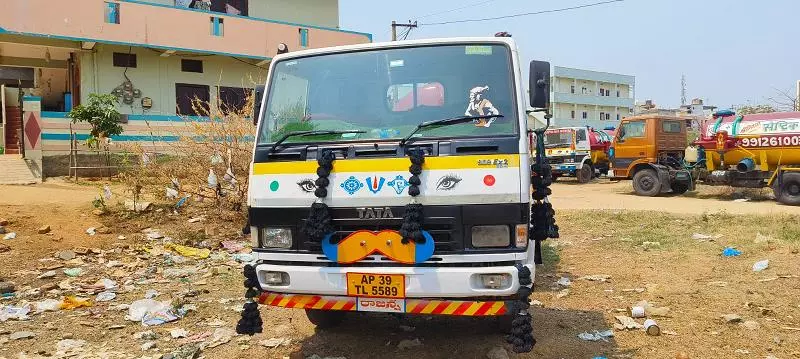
[543,130,573,148]
[257,44,517,145]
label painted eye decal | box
[436,175,462,191]
[297,179,317,193]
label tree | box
[766,87,798,112]
[68,93,124,148]
[734,104,776,115]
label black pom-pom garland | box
[236,264,263,335]
[506,263,535,353]
[399,148,426,245]
[302,150,336,242]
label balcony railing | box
[552,92,634,108]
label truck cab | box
[609,115,693,196]
[241,37,554,352]
[542,126,611,183]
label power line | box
[416,0,498,20]
[419,0,624,26]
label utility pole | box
[391,21,418,41]
[680,74,687,106]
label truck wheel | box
[305,309,346,329]
[775,172,800,206]
[577,164,594,183]
[671,181,690,195]
[632,169,661,197]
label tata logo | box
[357,207,394,219]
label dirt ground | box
[1,179,799,359]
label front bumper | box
[254,263,524,298]
[256,291,510,316]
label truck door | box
[612,119,648,172]
[575,128,590,152]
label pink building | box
[0,0,370,177]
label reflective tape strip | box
[256,292,507,316]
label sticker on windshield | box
[465,46,493,55]
[465,86,501,127]
[390,59,404,67]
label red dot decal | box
[483,175,496,186]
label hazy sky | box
[340,0,800,109]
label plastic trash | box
[557,277,572,287]
[171,178,180,190]
[0,304,31,322]
[3,232,16,240]
[170,328,189,339]
[98,278,118,290]
[103,185,112,200]
[127,299,175,325]
[86,227,96,236]
[221,240,245,253]
[207,169,218,188]
[63,268,83,277]
[60,296,92,310]
[165,243,210,259]
[145,289,160,299]
[210,151,224,165]
[577,330,614,342]
[752,260,769,272]
[96,292,117,302]
[166,187,179,199]
[232,253,255,263]
[722,247,741,257]
[35,299,63,313]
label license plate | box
[356,298,406,313]
[346,273,405,299]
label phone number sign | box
[737,134,800,148]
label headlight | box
[471,225,510,248]
[260,228,292,249]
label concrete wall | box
[79,44,267,116]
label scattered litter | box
[556,289,570,298]
[105,260,123,268]
[163,268,193,279]
[170,328,189,339]
[117,235,126,240]
[35,299,62,313]
[145,289,160,299]
[205,328,235,348]
[56,339,86,353]
[221,240,245,252]
[628,306,646,318]
[98,278,118,290]
[3,232,17,240]
[260,337,291,348]
[742,320,760,330]
[60,296,92,310]
[580,275,611,282]
[614,315,643,330]
[486,346,510,359]
[169,343,202,359]
[38,225,51,234]
[644,319,660,336]
[0,304,31,321]
[166,187,180,200]
[207,169,218,188]
[124,200,153,212]
[752,260,769,272]
[37,270,57,279]
[722,314,743,323]
[557,277,572,287]
[134,330,158,340]
[397,338,423,349]
[9,331,36,340]
[755,233,777,244]
[140,341,157,351]
[692,233,721,241]
[530,300,543,308]
[165,243,211,259]
[188,217,203,224]
[86,227,96,236]
[722,247,741,257]
[577,330,614,342]
[63,268,83,277]
[96,292,117,302]
[232,253,255,263]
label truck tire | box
[305,309,345,329]
[632,169,661,197]
[577,164,594,183]
[774,172,800,206]
[671,181,690,195]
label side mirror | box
[529,60,550,110]
[253,85,265,125]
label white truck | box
[237,37,558,353]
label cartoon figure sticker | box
[465,86,500,127]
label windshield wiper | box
[269,130,365,154]
[399,114,504,147]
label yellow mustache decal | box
[322,230,434,264]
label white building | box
[550,66,634,129]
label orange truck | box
[540,126,612,183]
[609,111,800,205]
